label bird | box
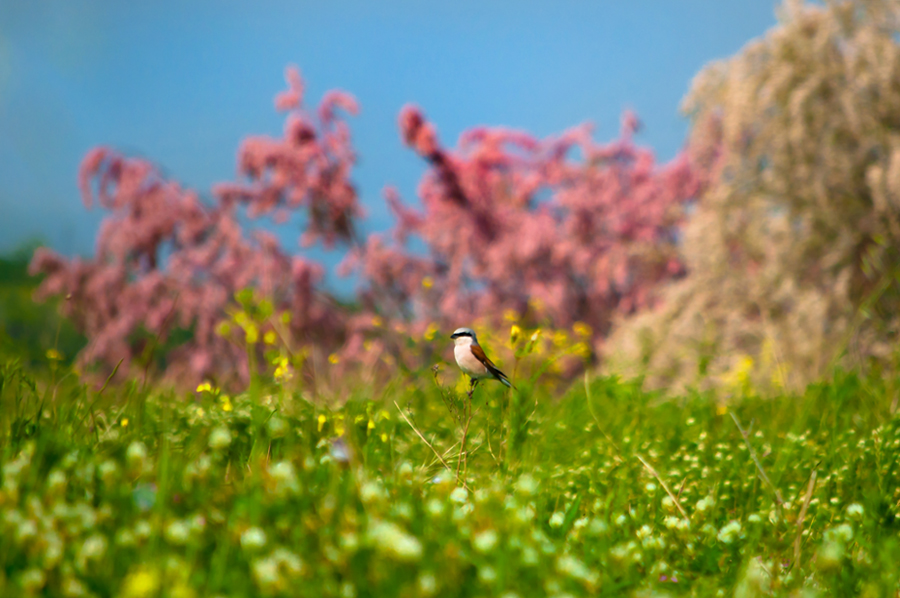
[450,327,512,388]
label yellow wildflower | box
[424,322,439,341]
[46,348,62,361]
[721,355,755,395]
[573,342,592,360]
[121,418,129,428]
[510,324,522,345]
[216,321,231,337]
[553,330,569,348]
[122,567,160,598]
[273,356,292,382]
[244,324,259,345]
[264,331,277,345]
[328,353,340,365]
[196,382,212,393]
[573,321,592,338]
[422,276,434,289]
[317,414,327,432]
[371,315,383,327]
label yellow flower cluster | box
[196,382,233,412]
[273,356,292,382]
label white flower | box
[549,512,565,528]
[360,481,387,504]
[268,461,300,497]
[478,565,497,584]
[826,523,853,543]
[368,520,422,562]
[846,503,864,520]
[556,554,598,585]
[515,474,538,496]
[398,461,414,478]
[271,547,304,577]
[449,487,469,504]
[514,505,535,524]
[473,529,498,553]
[208,426,232,450]
[695,497,714,513]
[252,557,280,590]
[77,534,108,572]
[717,520,742,544]
[165,520,190,545]
[417,573,437,596]
[126,442,148,467]
[241,527,268,551]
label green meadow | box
[2,353,899,597]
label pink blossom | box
[31,68,708,388]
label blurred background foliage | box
[605,0,900,393]
[4,0,900,398]
[0,241,84,369]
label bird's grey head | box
[450,327,477,343]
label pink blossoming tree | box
[30,67,359,386]
[30,67,705,387]
[340,106,702,368]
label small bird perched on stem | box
[450,327,511,483]
[450,327,512,389]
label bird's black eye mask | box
[451,331,473,339]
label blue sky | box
[0,1,777,288]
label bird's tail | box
[497,372,513,389]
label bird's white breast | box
[454,340,488,378]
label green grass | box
[1,358,899,597]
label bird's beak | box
[450,332,459,339]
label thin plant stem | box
[730,411,784,519]
[637,454,690,522]
[793,468,818,569]
[393,400,455,475]
[457,379,475,484]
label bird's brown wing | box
[471,344,511,383]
